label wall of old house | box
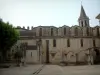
[26,50,38,64]
[18,39,38,64]
[41,38,100,63]
[16,26,100,64]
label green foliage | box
[0,19,19,54]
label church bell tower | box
[78,5,90,27]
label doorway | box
[94,48,100,64]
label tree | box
[14,43,27,66]
[0,19,19,61]
[14,50,23,66]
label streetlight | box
[37,38,42,62]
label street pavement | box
[0,65,42,75]
[38,65,100,75]
[0,64,100,75]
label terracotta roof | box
[26,45,37,50]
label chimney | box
[23,26,25,29]
[27,26,29,30]
[17,26,21,28]
[0,18,2,21]
[31,26,34,30]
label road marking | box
[33,65,45,75]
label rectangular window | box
[80,39,83,47]
[97,28,99,36]
[31,52,32,57]
[87,28,89,36]
[67,39,70,47]
[53,39,56,47]
[75,27,78,36]
[93,40,96,47]
[39,28,42,36]
[64,28,66,35]
[51,28,53,36]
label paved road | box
[0,65,42,75]
[0,64,100,75]
[38,65,100,75]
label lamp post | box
[37,38,42,62]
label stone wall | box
[30,26,100,37]
[16,26,100,64]
[40,38,100,64]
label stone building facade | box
[16,5,100,64]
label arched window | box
[51,28,53,36]
[67,39,70,47]
[39,28,42,36]
[53,39,56,47]
[75,27,78,36]
[64,27,66,35]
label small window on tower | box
[85,20,87,26]
[81,21,83,27]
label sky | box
[0,0,100,28]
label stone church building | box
[15,5,100,64]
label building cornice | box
[19,36,100,40]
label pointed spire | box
[31,26,34,30]
[78,5,89,20]
[23,26,25,29]
[78,4,90,27]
